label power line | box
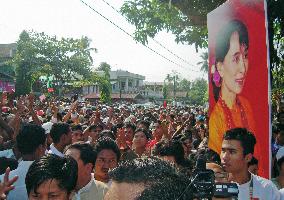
[79,0,199,73]
[99,0,197,68]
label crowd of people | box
[0,93,283,199]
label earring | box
[213,70,221,87]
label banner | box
[207,0,270,178]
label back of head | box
[25,154,78,195]
[223,128,256,155]
[109,157,177,184]
[16,124,46,155]
[49,122,70,143]
[109,157,192,200]
[153,139,185,166]
[65,142,96,167]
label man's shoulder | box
[94,179,108,190]
[253,174,278,190]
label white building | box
[82,70,145,95]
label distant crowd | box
[0,93,283,199]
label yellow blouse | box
[208,96,256,154]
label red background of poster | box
[208,0,270,178]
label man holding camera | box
[221,128,280,199]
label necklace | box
[219,95,249,130]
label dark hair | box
[124,122,136,132]
[223,128,256,155]
[134,128,151,140]
[71,124,83,132]
[65,142,96,167]
[213,20,249,102]
[25,154,78,195]
[153,139,185,166]
[49,123,70,143]
[88,124,103,132]
[94,137,121,161]
[109,157,192,200]
[16,124,46,155]
[98,130,116,140]
[248,156,258,167]
[0,157,18,174]
[137,120,150,130]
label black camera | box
[179,156,239,200]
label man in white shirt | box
[0,124,46,200]
[221,128,280,200]
[65,142,108,200]
[48,122,72,157]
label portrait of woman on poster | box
[208,20,256,154]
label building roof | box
[109,70,145,80]
[144,81,164,86]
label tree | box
[162,82,169,100]
[197,52,208,73]
[178,78,191,91]
[187,78,208,105]
[121,0,225,50]
[95,62,112,103]
[10,30,95,96]
[121,0,284,95]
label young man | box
[0,124,47,200]
[25,154,77,200]
[221,128,280,199]
[48,122,72,157]
[64,142,108,200]
[94,137,120,185]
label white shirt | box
[280,188,284,200]
[237,173,280,200]
[74,176,94,200]
[48,143,64,157]
[0,160,34,200]
[0,149,15,159]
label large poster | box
[207,0,270,178]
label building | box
[82,70,145,95]
[0,43,16,92]
[82,70,146,102]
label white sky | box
[0,0,205,82]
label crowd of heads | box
[0,93,283,199]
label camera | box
[180,155,239,200]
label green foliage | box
[162,83,168,99]
[95,62,112,103]
[178,78,191,91]
[187,78,208,105]
[121,0,225,50]
[97,62,111,79]
[197,51,208,73]
[11,30,94,96]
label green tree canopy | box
[11,30,95,96]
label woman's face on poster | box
[218,31,249,95]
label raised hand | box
[0,167,18,200]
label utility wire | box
[79,0,199,72]
[100,0,197,68]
